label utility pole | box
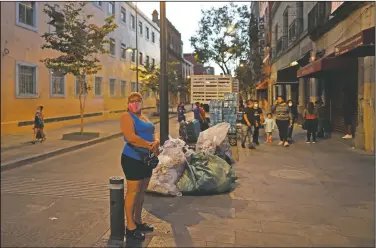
[135,2,139,92]
[159,2,168,144]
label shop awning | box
[256,78,269,90]
[297,56,356,78]
[335,26,375,57]
[277,64,299,82]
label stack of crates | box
[223,93,238,134]
[209,100,223,127]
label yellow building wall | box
[0,2,157,135]
[362,56,375,153]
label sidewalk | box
[1,105,192,171]
[95,126,374,247]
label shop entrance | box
[325,64,358,135]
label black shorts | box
[121,154,153,181]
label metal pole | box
[160,2,169,144]
[135,3,139,92]
[109,176,125,241]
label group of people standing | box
[240,95,331,148]
[240,96,300,148]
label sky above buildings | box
[136,1,249,75]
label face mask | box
[288,103,292,107]
[254,104,258,108]
[129,102,142,113]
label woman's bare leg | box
[134,177,150,224]
[32,128,37,142]
[125,180,142,230]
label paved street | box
[2,121,374,247]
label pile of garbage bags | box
[146,123,237,196]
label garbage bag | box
[196,123,230,154]
[177,152,236,195]
[146,137,188,196]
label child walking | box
[264,113,276,143]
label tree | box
[132,61,185,112]
[41,2,117,133]
[190,3,250,75]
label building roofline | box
[126,2,160,32]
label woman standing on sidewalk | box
[271,96,293,147]
[120,92,160,241]
[303,102,319,144]
[32,105,46,144]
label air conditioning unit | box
[259,39,265,46]
[258,17,265,23]
[260,46,265,53]
[258,24,265,30]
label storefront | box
[256,78,269,110]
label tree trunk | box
[79,95,84,134]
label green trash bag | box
[177,152,236,195]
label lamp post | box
[135,2,139,92]
[159,1,168,144]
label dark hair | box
[287,100,293,103]
[307,102,315,114]
[195,102,200,105]
[267,113,272,117]
[246,99,253,104]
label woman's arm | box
[121,113,153,149]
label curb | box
[1,113,184,172]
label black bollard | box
[109,176,125,241]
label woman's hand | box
[150,140,160,153]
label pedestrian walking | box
[120,92,160,241]
[32,105,46,144]
[271,96,293,147]
[199,103,209,131]
[177,102,186,122]
[303,102,319,144]
[264,113,276,143]
[287,100,298,143]
[241,100,256,149]
[252,100,264,145]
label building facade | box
[152,10,184,106]
[183,53,205,75]
[181,58,194,103]
[260,1,375,152]
[1,1,160,135]
[203,66,215,75]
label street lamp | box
[160,1,168,144]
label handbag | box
[128,143,160,169]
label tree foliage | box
[132,61,190,109]
[190,3,250,75]
[41,2,117,133]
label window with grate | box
[152,58,155,67]
[109,38,116,56]
[296,2,303,36]
[121,7,126,23]
[131,50,136,62]
[75,75,87,96]
[121,43,126,60]
[131,81,137,92]
[139,52,143,65]
[283,7,288,50]
[17,63,37,96]
[139,21,143,35]
[94,76,103,96]
[131,15,135,29]
[152,32,155,43]
[109,78,116,97]
[18,2,36,28]
[108,1,115,15]
[146,55,150,67]
[146,27,150,40]
[51,70,65,96]
[121,80,127,97]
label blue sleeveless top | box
[122,112,155,160]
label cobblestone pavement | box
[1,122,374,247]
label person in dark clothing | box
[304,102,319,143]
[241,100,256,149]
[252,100,264,145]
[239,100,245,112]
[177,102,186,122]
[271,96,293,147]
[342,96,355,139]
[287,100,298,143]
[315,100,325,138]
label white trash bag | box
[147,137,188,196]
[196,123,230,154]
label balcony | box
[276,37,283,55]
[289,20,296,43]
[308,2,330,35]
